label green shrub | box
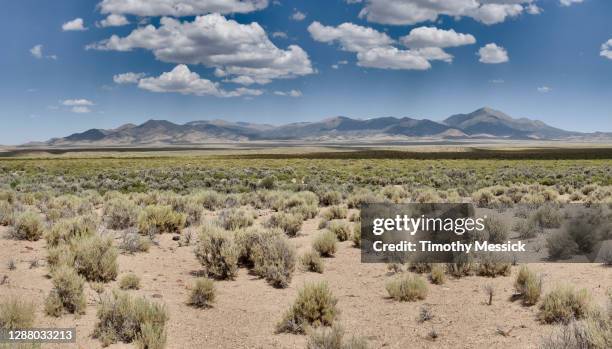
[71,235,118,282]
[0,201,14,226]
[483,216,508,244]
[532,205,562,229]
[328,220,351,242]
[352,223,361,247]
[386,275,428,302]
[546,231,579,260]
[539,285,593,324]
[250,234,296,288]
[104,198,139,229]
[93,290,168,348]
[44,265,86,317]
[301,250,324,273]
[514,217,542,239]
[9,211,43,241]
[430,264,446,285]
[45,215,97,247]
[192,190,224,210]
[306,324,369,349]
[120,231,151,253]
[137,205,186,235]
[234,227,282,266]
[0,298,35,330]
[514,266,541,306]
[313,231,338,257]
[119,273,141,290]
[320,191,342,206]
[183,200,203,227]
[276,282,338,334]
[267,212,303,237]
[188,278,216,308]
[218,208,255,231]
[194,224,238,279]
[477,254,511,277]
[541,316,612,349]
[322,206,348,221]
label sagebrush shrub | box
[477,254,511,277]
[539,285,593,324]
[277,282,338,334]
[313,231,338,257]
[217,208,255,230]
[119,273,141,290]
[104,198,139,229]
[320,191,343,206]
[45,215,97,247]
[0,298,35,330]
[430,264,446,285]
[514,266,542,306]
[0,200,14,226]
[546,230,579,260]
[483,216,508,244]
[234,227,281,266]
[188,278,216,308]
[138,205,186,235]
[514,217,542,239]
[267,212,303,237]
[192,190,224,210]
[300,250,324,273]
[250,233,296,288]
[93,290,168,348]
[322,206,348,221]
[194,223,239,279]
[9,211,44,241]
[541,317,612,349]
[306,324,369,349]
[352,223,361,247]
[533,205,562,229]
[71,235,118,282]
[386,275,428,302]
[44,265,86,317]
[120,230,151,253]
[328,220,351,242]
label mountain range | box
[38,107,610,146]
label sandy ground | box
[0,211,610,349]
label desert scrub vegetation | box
[94,290,168,349]
[120,230,152,253]
[119,273,141,290]
[306,324,369,349]
[300,250,324,273]
[319,191,343,206]
[250,233,296,288]
[104,198,139,229]
[217,207,255,230]
[71,235,118,282]
[386,275,428,302]
[321,205,348,221]
[44,265,86,317]
[429,264,446,285]
[313,230,338,257]
[477,254,511,277]
[138,205,186,235]
[45,215,97,247]
[194,223,239,279]
[266,212,303,237]
[328,220,352,242]
[539,285,593,324]
[8,210,43,241]
[277,282,338,334]
[482,215,508,244]
[514,266,542,306]
[188,278,216,308]
[352,222,361,247]
[0,200,14,226]
[0,298,35,330]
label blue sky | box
[1,0,611,144]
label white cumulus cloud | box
[274,89,302,97]
[30,45,43,59]
[291,10,306,21]
[600,39,612,60]
[87,14,313,85]
[62,18,87,31]
[98,14,130,28]
[98,0,269,16]
[560,0,583,6]
[61,99,94,106]
[400,27,476,48]
[356,0,535,26]
[478,43,509,63]
[137,64,263,98]
[113,72,147,84]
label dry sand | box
[0,210,610,349]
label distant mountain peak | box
[40,107,599,146]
